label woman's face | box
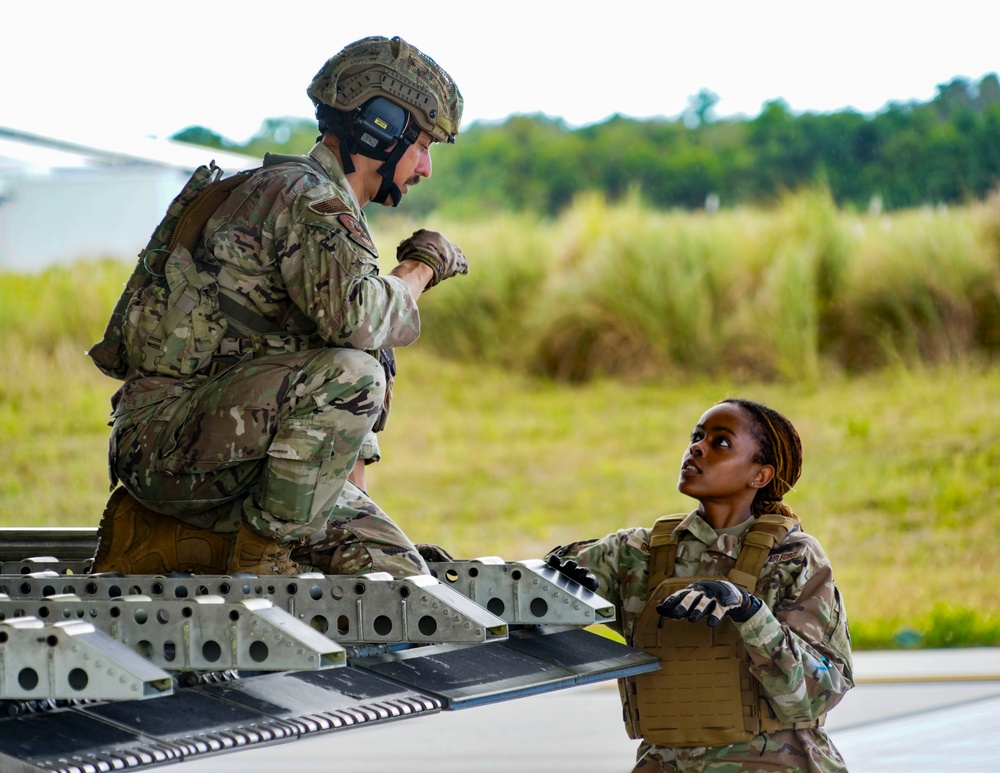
[677,403,770,504]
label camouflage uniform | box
[549,511,853,772]
[110,142,428,576]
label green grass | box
[5,339,995,649]
[2,191,999,650]
[371,352,1000,650]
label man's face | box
[390,130,433,200]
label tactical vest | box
[619,512,825,747]
[88,154,387,385]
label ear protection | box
[314,95,419,207]
[353,97,409,156]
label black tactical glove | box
[546,554,600,592]
[396,229,469,288]
[656,580,761,627]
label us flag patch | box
[308,196,351,215]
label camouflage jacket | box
[550,511,854,772]
[201,141,421,353]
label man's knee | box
[296,535,428,578]
[294,484,429,577]
[309,347,384,386]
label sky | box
[3,1,999,147]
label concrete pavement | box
[831,647,1000,772]
[169,647,1000,772]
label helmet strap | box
[317,108,359,174]
[316,102,421,206]
[371,123,421,207]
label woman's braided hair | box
[719,399,803,517]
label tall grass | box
[409,187,1000,384]
[5,188,997,382]
[374,211,554,366]
[0,261,126,525]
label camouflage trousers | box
[631,731,849,772]
[293,480,427,576]
[111,347,427,577]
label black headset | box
[353,97,409,156]
[317,96,421,206]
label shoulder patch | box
[308,196,351,215]
[337,213,377,256]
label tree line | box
[175,73,1000,217]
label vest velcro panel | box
[628,575,757,747]
[620,512,816,747]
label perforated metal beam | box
[426,557,616,625]
[0,571,509,646]
[0,592,345,672]
[0,617,173,702]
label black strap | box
[372,124,421,206]
[217,292,285,335]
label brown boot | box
[226,523,300,576]
[91,488,234,574]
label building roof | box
[0,126,260,177]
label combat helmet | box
[308,36,463,206]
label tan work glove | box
[396,229,469,289]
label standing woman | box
[549,399,853,772]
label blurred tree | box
[746,100,814,197]
[172,125,230,150]
[241,117,317,157]
[169,72,1000,215]
[976,73,1000,110]
[683,88,720,128]
[934,77,977,119]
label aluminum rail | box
[0,592,345,674]
[0,570,509,646]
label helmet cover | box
[308,35,463,143]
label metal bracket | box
[0,616,173,701]
[426,557,616,625]
[0,592,345,672]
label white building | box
[0,127,259,271]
